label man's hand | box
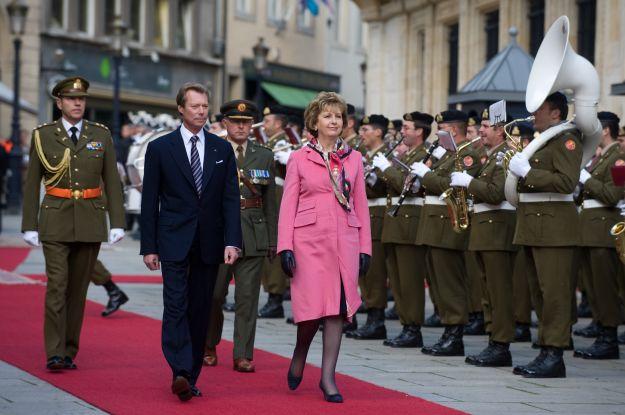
[224,246,240,265]
[410,161,431,178]
[509,153,531,178]
[108,228,125,244]
[274,150,291,165]
[23,231,40,247]
[143,254,160,271]
[450,171,473,188]
[372,154,391,172]
[579,169,591,184]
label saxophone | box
[501,116,534,176]
[611,222,625,264]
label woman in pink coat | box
[277,92,372,403]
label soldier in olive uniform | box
[451,107,517,366]
[91,259,129,317]
[21,77,125,371]
[411,110,481,356]
[258,106,289,319]
[343,104,365,155]
[370,111,434,347]
[572,111,625,360]
[347,114,390,340]
[508,92,581,378]
[204,100,277,373]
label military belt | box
[519,192,574,203]
[582,199,609,209]
[473,201,516,213]
[390,196,424,206]
[240,197,263,210]
[424,195,446,206]
[368,197,387,207]
[46,186,102,200]
[275,177,285,186]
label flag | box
[301,0,319,16]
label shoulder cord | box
[34,129,71,187]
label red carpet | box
[25,274,164,284]
[0,247,31,271]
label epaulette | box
[86,120,110,131]
[33,121,56,131]
[252,141,273,154]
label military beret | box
[512,121,534,138]
[435,110,468,124]
[220,99,257,120]
[52,76,89,98]
[263,105,287,116]
[392,119,403,130]
[362,114,390,129]
[346,103,355,115]
[403,111,434,128]
[598,111,620,125]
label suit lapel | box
[305,147,326,166]
[201,129,217,193]
[74,121,91,153]
[53,119,72,149]
[169,128,196,191]
[243,140,257,170]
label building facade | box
[355,0,625,118]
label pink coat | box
[277,146,372,323]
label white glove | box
[372,154,392,172]
[579,169,591,184]
[410,178,421,193]
[508,153,531,178]
[274,150,291,165]
[410,161,431,178]
[495,151,506,167]
[450,171,473,188]
[23,231,40,247]
[274,139,288,149]
[366,172,378,187]
[432,146,446,159]
[108,228,125,244]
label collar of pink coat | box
[304,146,327,166]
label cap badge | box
[435,114,443,123]
[237,103,246,112]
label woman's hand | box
[359,253,371,277]
[280,250,296,278]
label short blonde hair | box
[304,91,347,138]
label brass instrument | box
[440,137,482,233]
[501,116,534,176]
[611,222,625,264]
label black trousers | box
[161,232,218,385]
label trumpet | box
[501,116,535,176]
[611,222,625,264]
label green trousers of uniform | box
[42,241,100,359]
[206,256,265,360]
[465,251,484,314]
[581,247,625,328]
[523,246,575,348]
[261,257,288,295]
[359,239,387,310]
[90,259,112,285]
[426,247,468,325]
[475,250,515,343]
[512,251,532,324]
[385,243,426,325]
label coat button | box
[74,168,78,172]
[440,215,444,219]
[488,219,493,223]
[404,214,409,218]
[536,213,541,217]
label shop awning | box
[261,82,319,109]
[0,81,38,114]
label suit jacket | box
[140,127,242,263]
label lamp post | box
[252,37,269,110]
[5,0,29,211]
[111,15,128,145]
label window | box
[331,0,340,41]
[577,0,596,64]
[485,9,499,60]
[104,0,115,35]
[267,0,285,26]
[129,0,142,42]
[153,0,170,48]
[528,0,545,56]
[174,0,193,50]
[448,23,459,95]
[77,0,89,32]
[50,0,65,29]
[235,0,254,17]
[297,4,314,34]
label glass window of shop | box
[153,0,170,48]
[49,0,66,29]
[129,0,143,42]
[174,0,194,50]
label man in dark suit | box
[140,82,242,401]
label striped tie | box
[190,135,202,195]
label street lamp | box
[111,14,128,145]
[252,37,270,110]
[6,0,29,210]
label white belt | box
[368,197,388,207]
[519,192,574,203]
[275,177,285,186]
[473,201,516,213]
[425,195,446,206]
[582,199,609,209]
[390,196,424,206]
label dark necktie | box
[190,135,202,195]
[69,126,78,145]
[236,145,245,169]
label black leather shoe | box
[190,385,202,397]
[573,321,600,338]
[465,341,512,367]
[171,376,192,401]
[422,327,450,355]
[319,382,343,403]
[513,348,547,375]
[577,294,592,318]
[424,311,442,327]
[463,312,486,335]
[619,331,625,345]
[63,356,77,370]
[101,283,129,317]
[574,326,620,360]
[385,305,399,320]
[386,325,423,348]
[287,367,303,391]
[46,356,64,371]
[258,294,285,318]
[346,309,386,340]
[342,315,357,334]
[514,323,531,342]
[286,317,295,325]
[430,325,464,356]
[223,302,235,312]
[522,347,566,378]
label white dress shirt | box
[180,124,205,170]
[61,118,84,138]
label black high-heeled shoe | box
[287,368,303,390]
[319,381,343,403]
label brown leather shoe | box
[233,358,255,373]
[203,347,217,366]
[171,376,192,401]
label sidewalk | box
[1,213,625,414]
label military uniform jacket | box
[365,146,387,241]
[380,143,428,245]
[22,119,125,242]
[579,142,625,247]
[345,133,366,156]
[269,131,288,180]
[513,129,582,247]
[237,139,278,257]
[416,140,481,250]
[467,141,516,252]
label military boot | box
[257,293,284,318]
[619,331,625,345]
[573,320,600,338]
[513,347,547,375]
[577,293,592,318]
[514,323,532,343]
[385,304,399,320]
[101,281,129,317]
[422,326,451,355]
[574,326,620,360]
[429,325,465,356]
[465,341,512,367]
[463,312,486,335]
[384,325,423,348]
[424,309,442,327]
[522,347,566,378]
[342,315,358,334]
[346,308,386,340]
